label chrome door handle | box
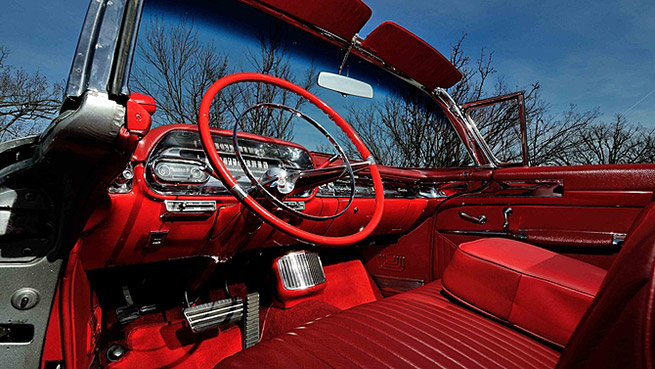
[458,210,487,225]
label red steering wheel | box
[198,73,384,246]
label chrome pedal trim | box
[277,252,326,290]
[183,297,243,333]
[242,292,260,349]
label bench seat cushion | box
[442,238,607,346]
[216,280,559,369]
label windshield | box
[131,0,472,168]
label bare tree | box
[131,17,229,127]
[564,115,655,165]
[343,92,471,167]
[221,29,318,141]
[130,19,655,167]
[132,18,317,141]
[0,46,61,142]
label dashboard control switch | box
[146,231,168,248]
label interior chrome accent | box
[277,252,326,290]
[231,184,249,200]
[164,200,217,213]
[233,103,356,221]
[183,297,244,333]
[282,201,305,212]
[458,210,487,225]
[242,293,260,349]
[503,207,513,232]
[612,233,627,247]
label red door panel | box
[434,164,655,271]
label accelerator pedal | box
[242,292,260,348]
[183,297,243,333]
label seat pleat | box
[390,298,558,368]
[397,292,559,364]
[322,314,447,368]
[386,299,557,369]
[216,281,560,369]
[299,322,409,369]
[363,303,502,369]
[344,309,472,369]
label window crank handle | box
[503,207,513,232]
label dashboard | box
[80,125,441,269]
[145,130,314,197]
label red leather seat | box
[216,204,655,369]
[442,238,606,346]
[217,281,561,369]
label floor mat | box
[107,321,241,369]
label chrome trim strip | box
[231,184,249,200]
[65,0,129,99]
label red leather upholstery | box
[216,281,560,369]
[556,203,655,369]
[442,238,606,346]
[217,203,655,369]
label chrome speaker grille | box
[277,252,326,290]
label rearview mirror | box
[317,72,373,98]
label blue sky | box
[1,0,653,126]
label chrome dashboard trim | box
[231,184,249,200]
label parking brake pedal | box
[183,297,243,333]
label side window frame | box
[461,91,529,167]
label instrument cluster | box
[145,130,313,197]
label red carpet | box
[107,260,380,367]
[107,321,241,369]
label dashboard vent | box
[277,252,326,290]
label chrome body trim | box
[65,0,140,99]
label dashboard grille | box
[277,252,326,290]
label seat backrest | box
[556,203,655,369]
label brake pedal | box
[183,297,243,333]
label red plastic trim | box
[198,73,384,245]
